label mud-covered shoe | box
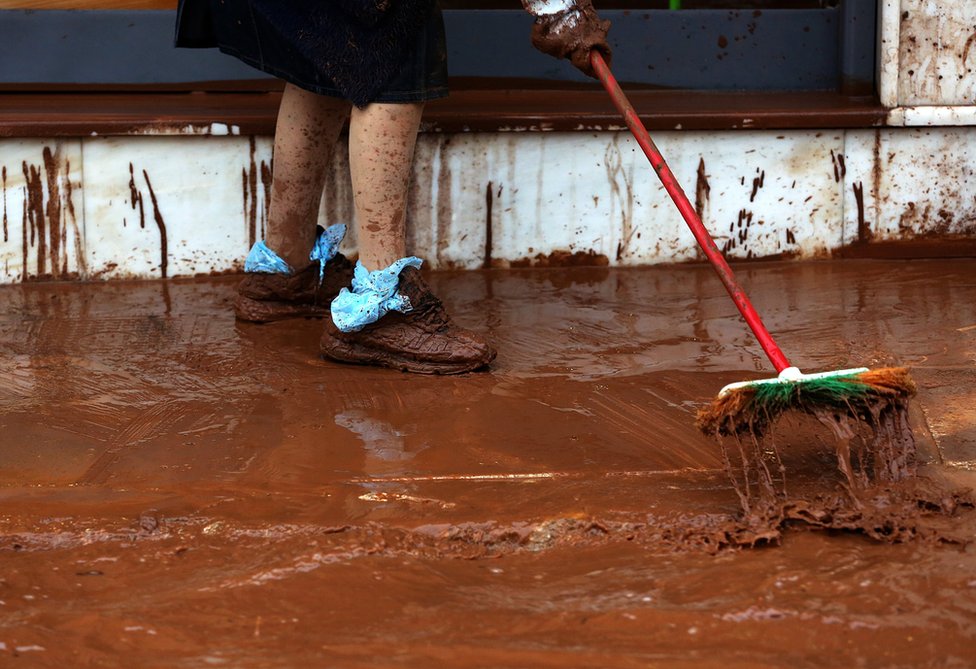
[320,264,495,374]
[234,225,354,323]
[235,255,354,323]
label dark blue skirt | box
[175,0,447,106]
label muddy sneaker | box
[320,261,495,374]
[235,225,354,323]
[235,256,354,323]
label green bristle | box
[697,367,916,437]
[751,374,873,412]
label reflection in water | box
[334,409,415,463]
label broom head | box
[697,366,917,436]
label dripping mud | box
[696,366,973,544]
[1,261,975,667]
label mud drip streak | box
[592,52,791,374]
[694,157,710,224]
[23,162,43,276]
[260,161,272,241]
[42,147,62,278]
[20,177,27,281]
[64,160,85,277]
[128,163,144,228]
[142,170,168,279]
[606,137,635,261]
[247,137,258,248]
[853,181,868,243]
[243,138,272,249]
[11,147,79,280]
[484,181,493,269]
[2,166,7,244]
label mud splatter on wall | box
[0,142,84,282]
[80,136,263,280]
[126,162,169,278]
[869,128,976,242]
[852,181,869,243]
[242,137,272,249]
[900,1,976,105]
[142,171,169,279]
[2,166,8,244]
[695,158,711,222]
[4,125,975,284]
[605,136,636,262]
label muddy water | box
[1,260,975,667]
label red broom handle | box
[590,51,792,374]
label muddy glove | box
[523,0,611,78]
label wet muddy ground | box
[1,259,975,667]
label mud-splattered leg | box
[265,84,351,271]
[348,102,424,271]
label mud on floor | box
[1,260,975,667]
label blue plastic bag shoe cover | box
[244,240,293,275]
[243,224,346,279]
[331,256,424,333]
[310,223,347,284]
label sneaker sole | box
[320,331,494,375]
[234,295,328,323]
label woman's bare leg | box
[265,83,351,270]
[321,99,495,374]
[347,102,425,271]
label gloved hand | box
[530,0,611,78]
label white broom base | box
[718,366,871,398]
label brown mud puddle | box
[1,260,976,667]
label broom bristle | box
[697,367,916,436]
